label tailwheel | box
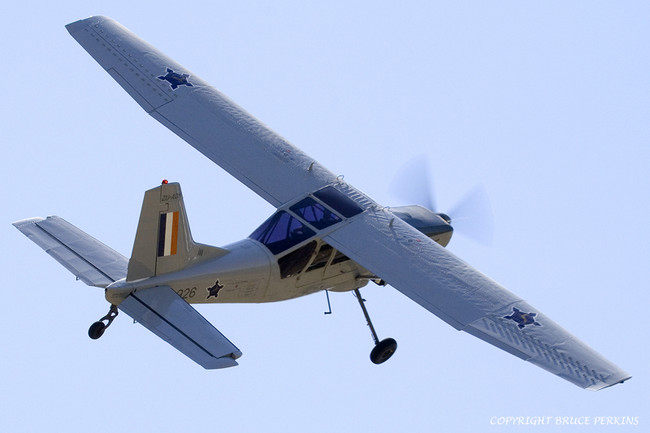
[353,288,398,365]
[88,321,106,339]
[88,305,118,340]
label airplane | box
[14,16,630,389]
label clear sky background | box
[3,1,648,432]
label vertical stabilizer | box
[127,182,226,281]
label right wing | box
[65,16,337,208]
[324,209,631,390]
[118,286,242,369]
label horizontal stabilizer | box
[118,286,242,369]
[13,216,127,287]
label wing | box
[118,286,242,369]
[65,16,337,208]
[324,209,631,390]
[13,216,127,287]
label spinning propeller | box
[390,156,494,246]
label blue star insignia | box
[158,68,193,89]
[504,307,542,329]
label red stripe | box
[170,211,179,255]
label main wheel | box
[370,337,397,364]
[88,321,106,340]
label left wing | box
[118,286,242,369]
[65,16,337,208]
[324,209,631,390]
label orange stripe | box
[170,211,179,255]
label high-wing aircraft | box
[14,16,630,389]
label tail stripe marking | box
[158,211,179,257]
[170,211,179,256]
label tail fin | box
[127,182,226,281]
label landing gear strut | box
[88,305,119,340]
[353,288,397,364]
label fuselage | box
[106,237,369,305]
[106,198,453,306]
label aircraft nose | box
[437,213,452,224]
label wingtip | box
[588,374,632,391]
[12,217,45,228]
[65,15,112,34]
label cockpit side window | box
[290,197,341,230]
[250,211,315,255]
[278,241,318,278]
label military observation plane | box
[15,16,630,390]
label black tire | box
[370,338,397,364]
[88,321,106,340]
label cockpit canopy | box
[250,185,365,256]
[249,211,315,255]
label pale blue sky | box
[3,1,648,432]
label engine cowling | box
[390,205,453,247]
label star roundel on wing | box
[158,68,193,89]
[504,307,542,329]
